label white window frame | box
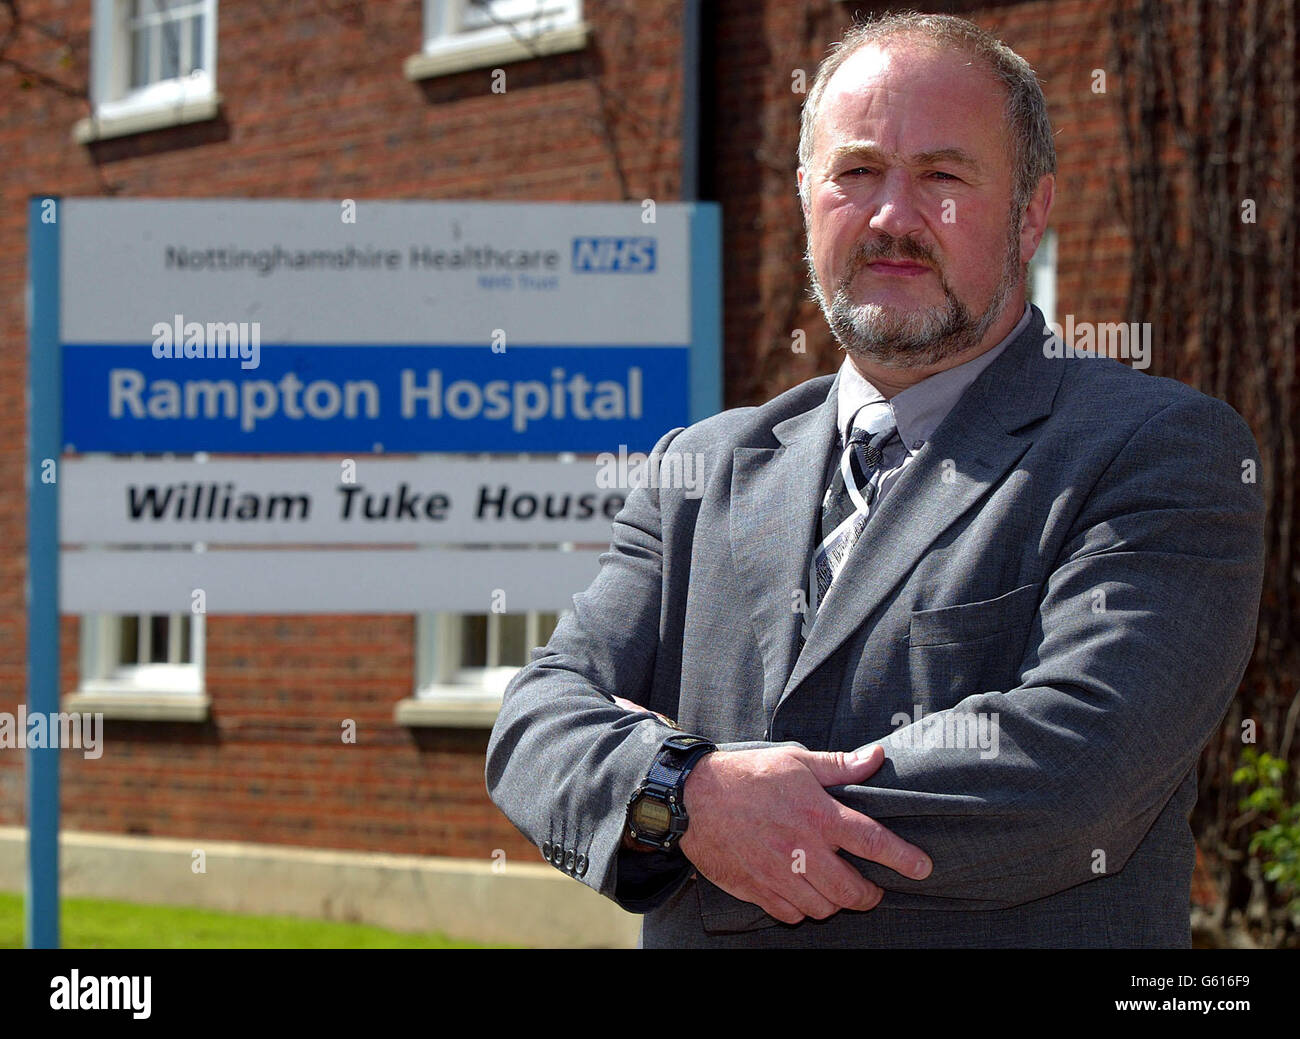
[70,607,210,721]
[77,0,220,143]
[405,0,588,81]
[416,609,562,697]
[78,611,206,697]
[401,607,567,728]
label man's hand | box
[677,744,933,925]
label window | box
[460,0,576,32]
[399,608,566,727]
[79,612,205,695]
[71,610,210,720]
[77,0,219,143]
[418,610,563,694]
[405,0,587,81]
[126,1,210,93]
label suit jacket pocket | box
[906,581,1040,703]
[908,581,1040,648]
[695,875,784,935]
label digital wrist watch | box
[624,734,717,851]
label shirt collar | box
[836,303,1031,454]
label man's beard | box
[805,220,1022,369]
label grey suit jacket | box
[485,305,1266,948]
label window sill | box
[394,695,501,728]
[73,92,222,144]
[403,22,589,81]
[64,691,212,722]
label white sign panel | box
[61,549,604,614]
[59,457,680,545]
[61,200,692,345]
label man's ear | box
[1019,173,1055,262]
[797,166,811,221]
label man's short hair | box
[798,13,1057,221]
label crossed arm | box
[486,396,1265,918]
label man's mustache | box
[843,236,941,283]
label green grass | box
[0,892,499,948]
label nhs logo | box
[571,236,657,273]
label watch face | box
[632,797,673,835]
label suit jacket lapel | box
[730,370,841,726]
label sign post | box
[26,196,62,949]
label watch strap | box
[646,737,715,787]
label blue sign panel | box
[62,343,687,453]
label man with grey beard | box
[808,212,1023,371]
[486,13,1264,947]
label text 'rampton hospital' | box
[108,364,646,434]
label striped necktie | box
[812,402,898,608]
